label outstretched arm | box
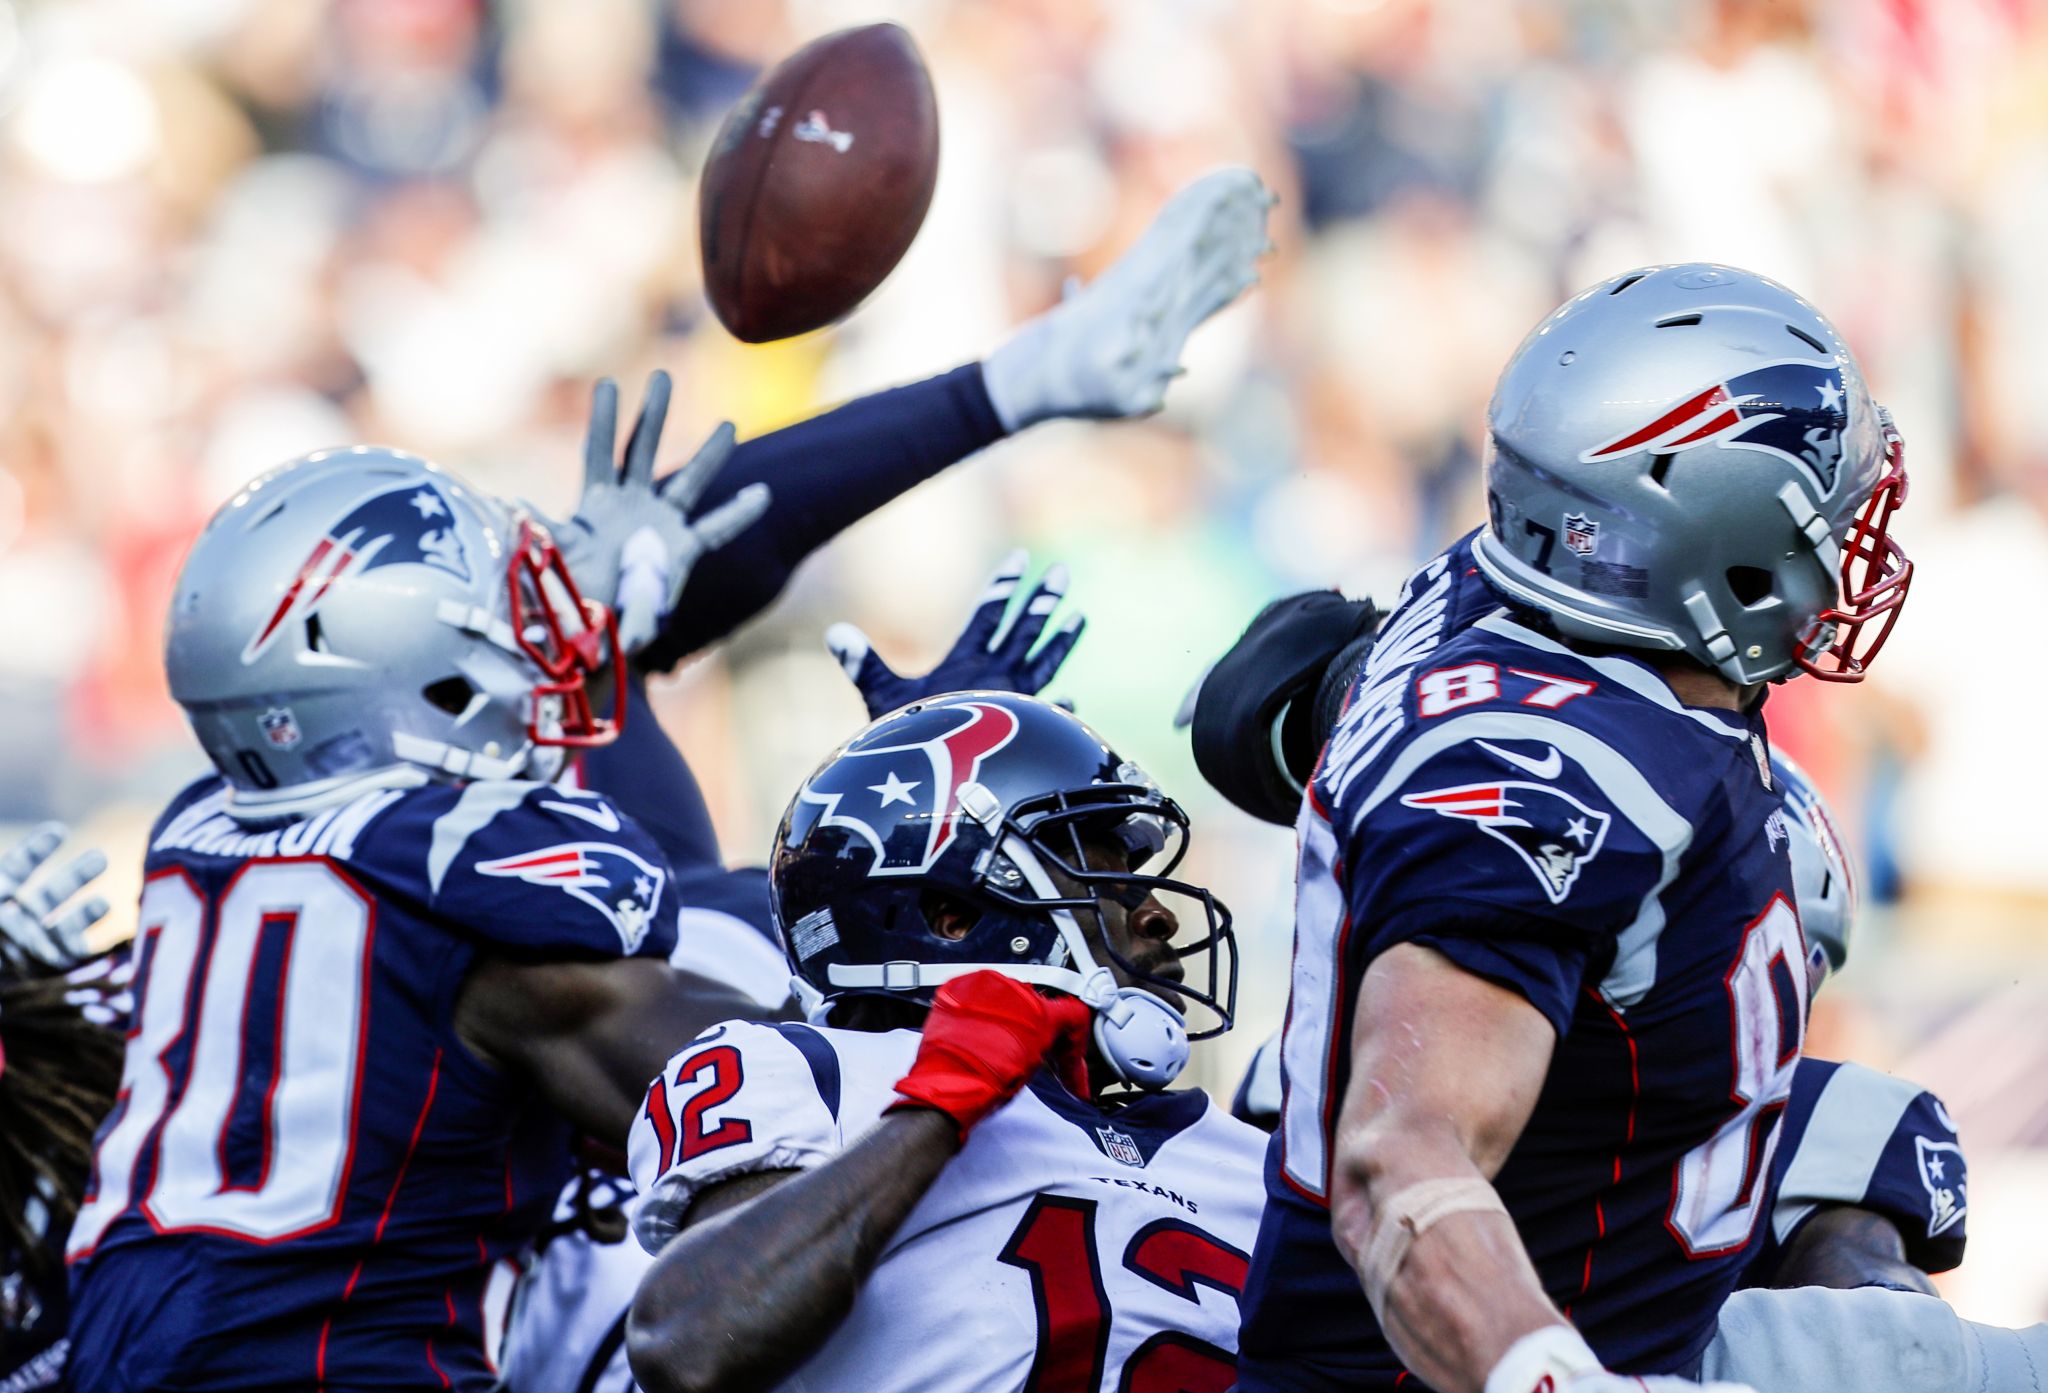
[454,955,778,1146]
[640,167,1273,669]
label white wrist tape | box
[1361,1176,1510,1310]
[1482,1324,1603,1393]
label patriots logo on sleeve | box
[475,841,667,954]
[243,482,472,663]
[1401,780,1612,904]
[797,701,1020,875]
[1579,358,1849,495]
[1914,1135,1967,1238]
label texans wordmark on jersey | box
[1238,534,1806,1391]
[628,1020,1267,1393]
[65,776,678,1393]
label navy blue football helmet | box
[770,691,1236,1088]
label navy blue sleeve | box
[639,363,1008,669]
[1758,1058,1968,1280]
[575,673,724,877]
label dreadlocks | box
[0,963,122,1287]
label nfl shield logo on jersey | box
[1562,513,1599,557]
[475,841,667,953]
[1096,1125,1144,1167]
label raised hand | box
[0,822,111,971]
[980,166,1276,431]
[825,550,1085,718]
[561,372,773,654]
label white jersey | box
[626,1020,1268,1393]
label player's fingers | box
[0,900,57,967]
[42,897,108,962]
[824,621,898,696]
[688,481,771,554]
[950,549,1027,659]
[0,821,64,898]
[16,847,109,921]
[1022,612,1086,694]
[658,421,739,513]
[622,370,673,490]
[994,563,1069,659]
[583,378,621,489]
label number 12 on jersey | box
[999,1194,1248,1392]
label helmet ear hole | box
[422,676,476,715]
[1726,566,1775,608]
[919,888,981,943]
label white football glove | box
[980,165,1275,432]
[1484,1327,1757,1393]
[558,371,773,655]
[0,822,111,971]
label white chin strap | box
[816,831,1193,1090]
[391,730,540,782]
[995,833,1191,1089]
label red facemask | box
[507,517,625,746]
[1797,417,1913,683]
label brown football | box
[698,24,940,344]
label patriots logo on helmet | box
[1401,780,1613,904]
[1579,357,1849,496]
[797,701,1020,876]
[243,483,472,664]
[475,841,667,954]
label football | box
[698,23,940,343]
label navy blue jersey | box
[1748,1058,1966,1282]
[1239,537,1804,1390]
[65,775,679,1393]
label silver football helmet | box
[1772,751,1856,994]
[1473,263,1912,685]
[166,446,622,818]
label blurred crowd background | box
[2,0,2044,1322]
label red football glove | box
[889,971,1094,1141]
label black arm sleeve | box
[637,364,1008,671]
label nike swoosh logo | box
[1475,740,1563,780]
[541,799,621,832]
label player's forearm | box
[627,1108,960,1393]
[1768,1205,1937,1296]
[1333,1112,1566,1393]
[642,364,1005,668]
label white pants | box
[1698,1286,2048,1393]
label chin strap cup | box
[1087,974,1190,1090]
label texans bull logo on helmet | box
[475,841,667,954]
[242,483,472,664]
[798,700,1021,876]
[1579,358,1849,495]
[1402,780,1613,904]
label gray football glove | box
[0,822,110,971]
[981,166,1275,432]
[560,371,773,655]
